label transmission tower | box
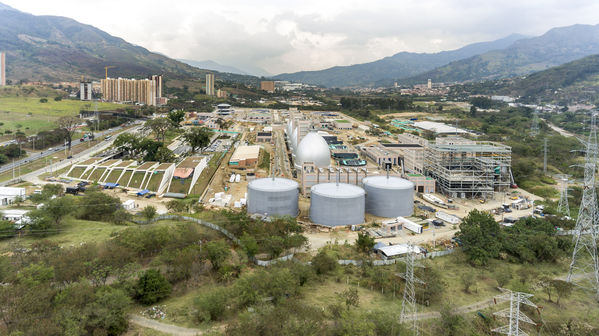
[492,288,538,336]
[543,138,548,174]
[530,110,540,136]
[567,113,599,297]
[399,244,424,336]
[557,175,570,217]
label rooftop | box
[230,145,261,162]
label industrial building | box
[405,173,435,193]
[360,145,402,168]
[300,163,368,194]
[101,75,162,106]
[0,187,26,205]
[256,131,272,143]
[413,121,469,135]
[333,119,353,130]
[229,145,261,168]
[424,136,512,199]
[0,52,5,86]
[206,73,215,96]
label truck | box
[435,211,461,225]
[398,217,423,234]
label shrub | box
[195,287,229,322]
[134,269,172,305]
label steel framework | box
[492,288,538,336]
[567,113,599,297]
[399,245,424,336]
[530,110,540,136]
[423,137,512,199]
[557,175,570,217]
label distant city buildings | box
[260,80,275,93]
[80,81,92,100]
[206,73,215,96]
[100,75,163,106]
[0,52,5,86]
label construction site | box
[423,136,513,199]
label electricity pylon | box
[530,110,540,136]
[399,244,424,336]
[492,288,538,336]
[567,113,599,298]
[557,175,570,217]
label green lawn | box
[0,97,123,117]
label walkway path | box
[129,315,204,336]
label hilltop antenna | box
[399,244,425,336]
[492,288,538,336]
[557,175,571,217]
[567,113,599,298]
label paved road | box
[0,124,135,174]
[0,125,142,186]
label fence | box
[135,214,457,267]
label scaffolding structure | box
[424,137,512,199]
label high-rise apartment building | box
[260,80,275,93]
[80,81,92,100]
[205,73,215,96]
[100,75,163,106]
[0,52,6,86]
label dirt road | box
[129,315,203,336]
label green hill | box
[0,3,258,85]
[402,24,599,85]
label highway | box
[0,123,139,175]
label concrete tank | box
[247,178,299,217]
[310,183,365,227]
[362,176,414,218]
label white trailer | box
[397,216,423,234]
[435,211,460,225]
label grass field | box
[0,97,125,137]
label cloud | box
[4,0,599,74]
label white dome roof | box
[295,132,331,169]
[291,127,298,151]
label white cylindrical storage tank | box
[247,178,299,217]
[362,176,414,218]
[310,183,365,227]
[291,127,298,151]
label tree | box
[53,96,62,101]
[461,271,476,294]
[166,199,188,213]
[87,287,131,335]
[134,269,172,305]
[141,205,157,223]
[154,146,175,162]
[470,105,477,117]
[195,287,229,322]
[143,117,171,142]
[78,191,121,221]
[39,98,48,103]
[455,209,502,266]
[204,240,230,271]
[182,127,211,153]
[42,196,76,227]
[240,233,258,258]
[56,116,80,152]
[167,110,185,127]
[355,232,375,253]
[311,250,337,275]
[113,133,141,158]
[552,279,573,305]
[0,220,16,240]
[438,305,469,336]
[338,288,359,310]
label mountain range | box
[274,34,526,87]
[275,24,599,88]
[178,59,271,77]
[403,24,599,86]
[0,3,257,84]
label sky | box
[4,0,599,75]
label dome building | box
[294,131,331,169]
